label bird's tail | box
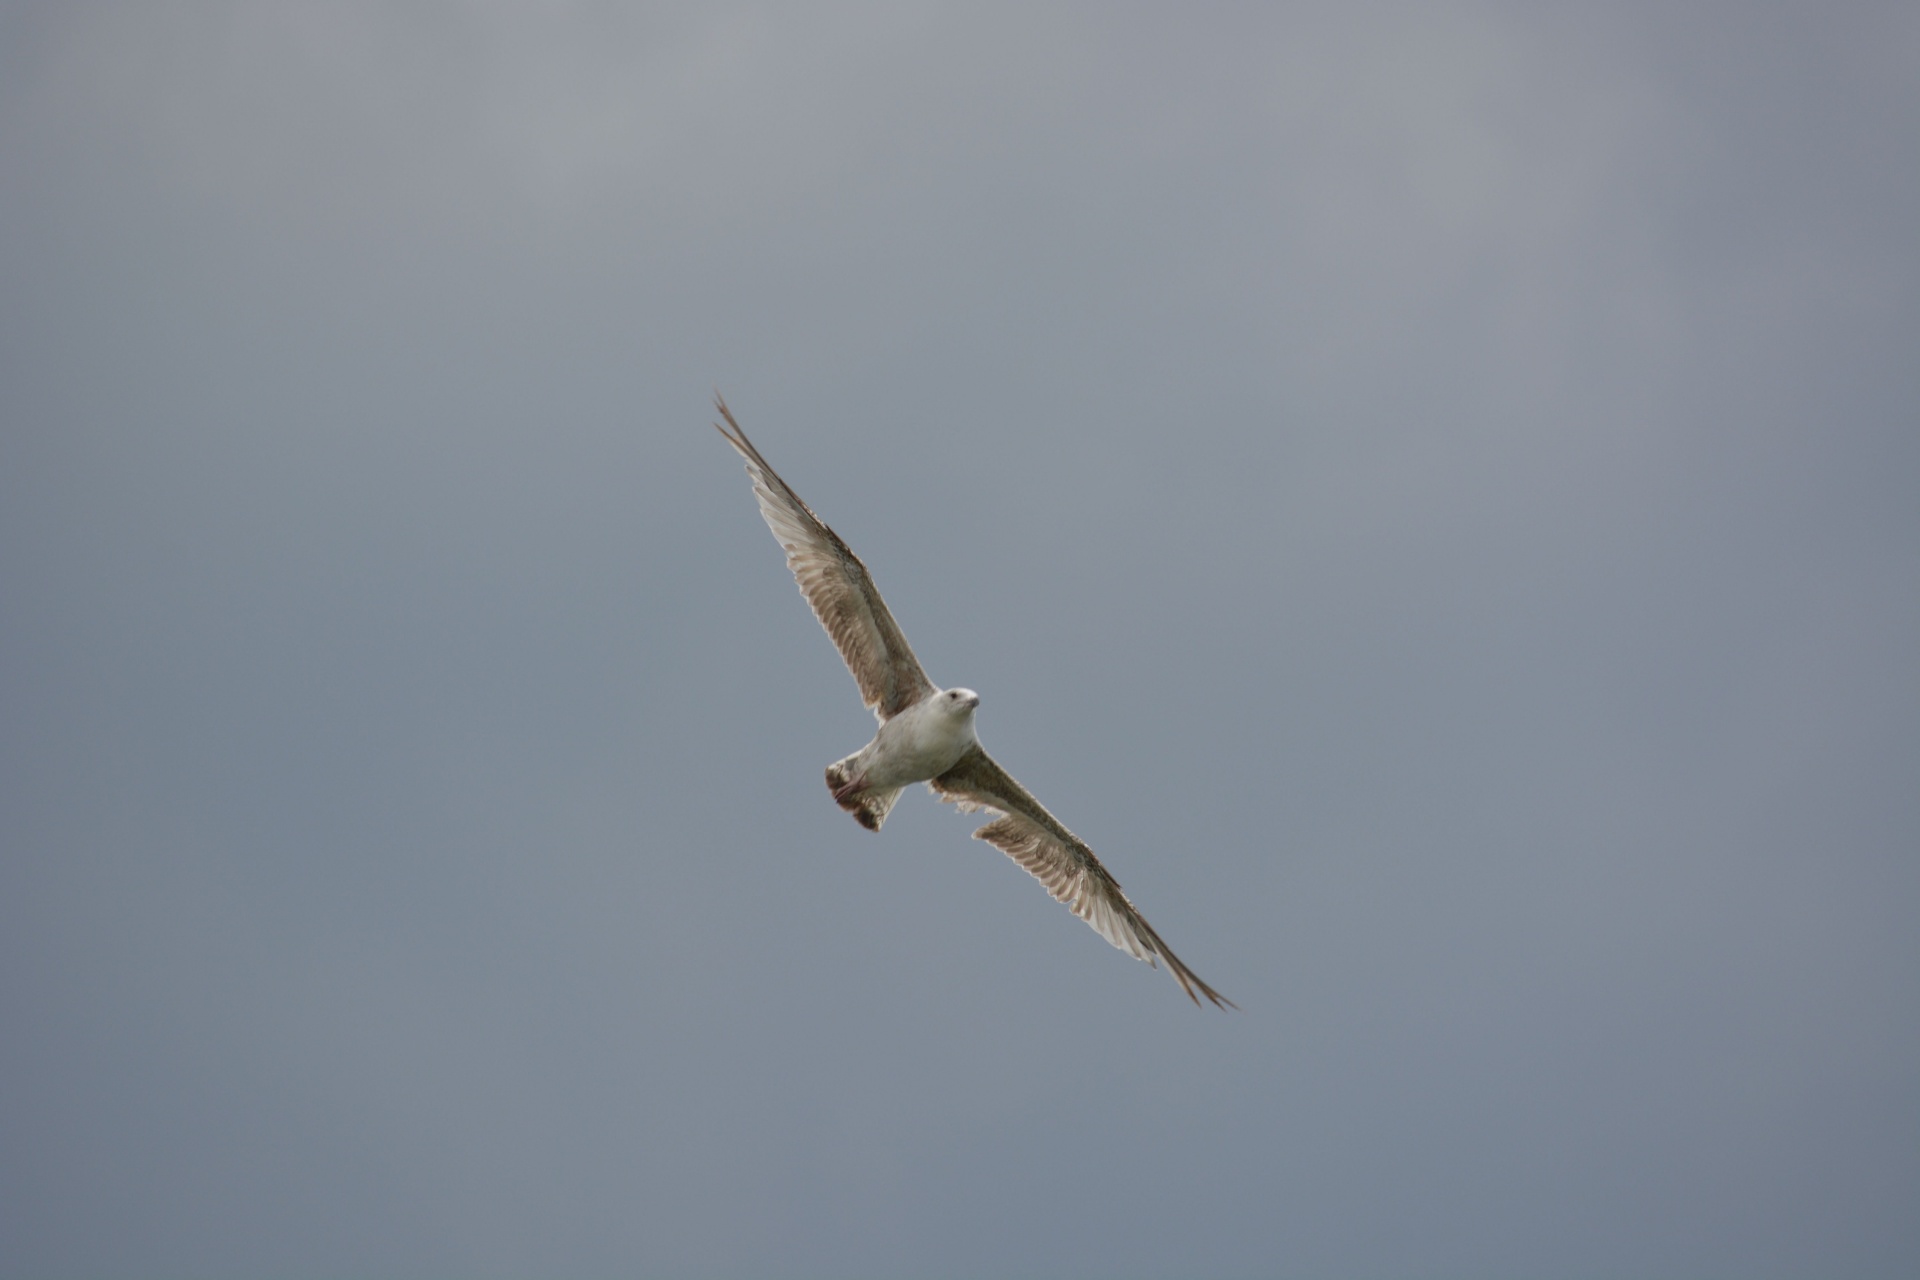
[825,758,901,832]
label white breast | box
[861,693,979,787]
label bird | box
[714,395,1232,1008]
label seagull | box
[714,396,1232,1007]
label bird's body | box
[714,396,1232,1007]
[826,687,980,831]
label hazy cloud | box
[3,4,1916,1277]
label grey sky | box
[3,4,1916,1277]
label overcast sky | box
[3,4,1917,1277]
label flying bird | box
[714,396,1232,1007]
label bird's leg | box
[825,755,868,804]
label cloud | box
[3,4,1916,1277]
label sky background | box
[3,3,1917,1277]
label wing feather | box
[714,396,935,720]
[930,746,1234,1008]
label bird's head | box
[940,687,981,717]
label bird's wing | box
[714,396,936,720]
[930,745,1234,1008]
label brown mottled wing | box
[930,746,1234,1008]
[714,396,936,721]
